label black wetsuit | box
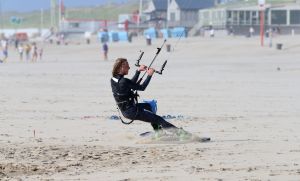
[111,71,176,130]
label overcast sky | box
[0,0,127,12]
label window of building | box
[170,12,175,21]
[70,23,80,28]
[251,11,258,25]
[203,11,209,19]
[271,10,287,25]
[290,10,300,24]
[232,11,238,25]
[245,11,251,25]
[226,11,232,25]
[239,11,245,25]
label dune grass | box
[0,2,138,29]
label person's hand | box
[147,68,155,76]
[138,65,147,71]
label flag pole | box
[258,0,265,47]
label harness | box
[112,76,139,125]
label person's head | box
[112,58,130,76]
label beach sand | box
[0,34,300,180]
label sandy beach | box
[1,34,300,180]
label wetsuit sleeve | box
[123,75,152,91]
[131,70,140,83]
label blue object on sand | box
[171,27,186,38]
[110,115,120,120]
[160,29,170,39]
[98,31,109,43]
[142,99,157,114]
[109,31,119,42]
[144,28,157,39]
[118,31,128,41]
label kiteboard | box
[138,128,210,144]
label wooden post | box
[258,0,265,47]
[260,9,264,47]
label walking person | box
[25,43,31,61]
[1,39,8,62]
[31,42,38,62]
[18,43,24,61]
[102,42,108,60]
[2,47,8,62]
[146,34,151,46]
[39,47,43,60]
[249,27,255,37]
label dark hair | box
[112,58,127,77]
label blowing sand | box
[0,34,300,180]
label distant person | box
[228,26,234,36]
[84,31,91,44]
[2,47,8,62]
[265,29,270,38]
[1,39,8,62]
[249,27,255,37]
[31,42,38,62]
[1,38,7,49]
[102,42,108,60]
[14,39,19,50]
[0,50,3,63]
[146,34,151,46]
[60,33,65,45]
[128,32,133,43]
[291,29,295,36]
[210,28,215,38]
[39,47,43,60]
[3,46,8,61]
[18,44,24,61]
[276,27,281,35]
[25,43,31,61]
